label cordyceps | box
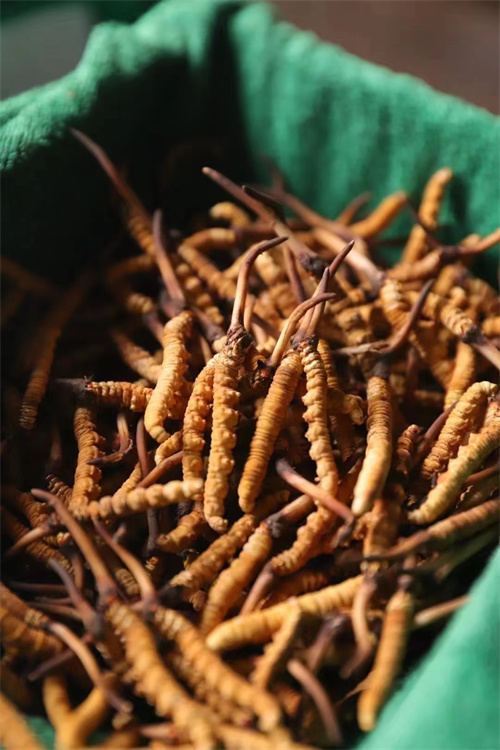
[237,291,336,515]
[3,148,500,749]
[352,359,393,516]
[204,237,288,532]
[144,309,194,442]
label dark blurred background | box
[1,0,498,113]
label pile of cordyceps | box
[1,130,499,750]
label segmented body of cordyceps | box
[68,407,104,517]
[316,340,355,461]
[46,476,73,504]
[216,724,311,750]
[171,490,289,591]
[152,606,282,732]
[251,603,303,690]
[209,201,251,228]
[0,693,45,750]
[85,380,153,412]
[105,255,157,316]
[43,671,114,750]
[178,244,237,302]
[379,278,455,389]
[201,523,273,633]
[271,507,336,578]
[263,568,334,608]
[458,475,499,511]
[336,305,377,378]
[173,260,224,327]
[419,381,498,482]
[126,211,155,256]
[352,374,393,516]
[370,498,500,561]
[19,274,90,430]
[156,509,206,554]
[85,478,203,520]
[182,358,216,499]
[1,586,64,660]
[144,310,194,443]
[409,417,500,524]
[1,657,32,711]
[348,191,407,238]
[154,430,183,465]
[254,251,297,318]
[204,329,252,533]
[357,587,414,731]
[167,650,253,727]
[465,274,500,316]
[105,601,215,750]
[395,425,422,478]
[110,328,162,383]
[239,350,303,513]
[2,487,50,527]
[206,575,362,652]
[2,509,73,573]
[400,168,453,264]
[317,339,364,424]
[298,338,339,497]
[444,342,476,409]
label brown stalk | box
[287,658,343,746]
[275,459,353,522]
[269,293,336,369]
[411,400,458,469]
[71,129,150,224]
[153,209,186,310]
[43,620,131,714]
[230,235,287,332]
[413,595,469,629]
[31,489,117,605]
[93,521,157,611]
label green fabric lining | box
[1,1,499,747]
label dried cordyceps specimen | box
[1,586,64,661]
[86,478,203,520]
[19,273,91,430]
[419,381,498,482]
[352,364,393,516]
[409,418,500,524]
[0,693,45,750]
[43,671,115,750]
[144,310,194,442]
[395,424,423,478]
[204,237,287,532]
[68,406,104,517]
[201,523,274,633]
[238,293,334,514]
[357,584,414,731]
[152,606,282,731]
[400,167,453,263]
[250,601,304,689]
[3,147,500,749]
[182,357,217,500]
[171,490,289,592]
[83,379,154,412]
[110,327,162,383]
[207,575,362,652]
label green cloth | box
[1,1,499,748]
[1,0,153,25]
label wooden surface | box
[277,0,499,114]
